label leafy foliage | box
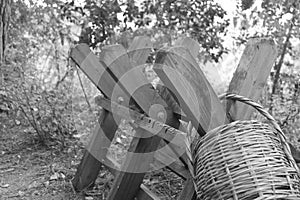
[62,0,230,62]
[1,0,78,147]
[241,0,254,11]
[233,0,300,130]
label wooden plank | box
[177,178,197,200]
[127,36,153,66]
[225,38,300,169]
[70,45,126,191]
[174,37,200,60]
[104,40,169,200]
[152,144,189,180]
[95,96,190,179]
[99,43,162,112]
[156,37,229,200]
[227,38,277,120]
[70,44,121,99]
[136,185,160,200]
[105,155,160,200]
[105,39,193,200]
[72,110,120,191]
[155,45,228,135]
[108,133,161,200]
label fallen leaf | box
[0,183,9,188]
[0,168,14,174]
[115,137,122,144]
[60,172,66,179]
[50,173,59,180]
[18,191,25,196]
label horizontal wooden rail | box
[95,95,189,150]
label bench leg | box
[72,110,120,191]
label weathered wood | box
[177,178,197,200]
[93,83,192,180]
[71,40,186,199]
[70,44,121,99]
[105,155,160,200]
[155,44,228,135]
[225,38,300,167]
[104,39,169,200]
[127,36,153,66]
[174,37,200,60]
[100,43,163,112]
[71,37,230,200]
[96,96,190,180]
[108,133,162,200]
[70,44,125,191]
[155,38,230,200]
[136,184,160,200]
[72,110,120,191]
[94,96,187,147]
[152,144,189,180]
[227,38,277,120]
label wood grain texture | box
[105,154,161,200]
[177,178,197,200]
[105,39,167,200]
[136,185,160,200]
[155,46,228,135]
[174,37,200,60]
[152,144,189,179]
[72,110,120,191]
[155,38,229,200]
[127,36,153,66]
[70,43,125,191]
[100,43,164,113]
[227,38,277,120]
[70,44,119,98]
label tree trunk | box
[271,21,294,96]
[269,15,295,113]
[0,0,11,64]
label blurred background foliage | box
[0,0,299,148]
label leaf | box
[50,172,59,180]
[0,183,10,188]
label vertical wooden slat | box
[106,37,191,200]
[70,44,125,191]
[71,110,120,191]
[127,36,153,66]
[104,38,164,200]
[155,37,229,200]
[105,154,162,200]
[70,44,118,98]
[174,37,200,60]
[177,178,197,200]
[100,43,162,112]
[227,38,277,120]
[155,46,228,135]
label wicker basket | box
[193,94,300,200]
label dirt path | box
[0,122,183,200]
[0,125,86,200]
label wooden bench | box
[70,36,281,199]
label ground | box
[2,114,298,200]
[0,125,83,200]
[0,119,183,200]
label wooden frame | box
[70,36,279,199]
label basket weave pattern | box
[193,120,300,199]
[193,94,300,200]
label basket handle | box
[219,93,299,172]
